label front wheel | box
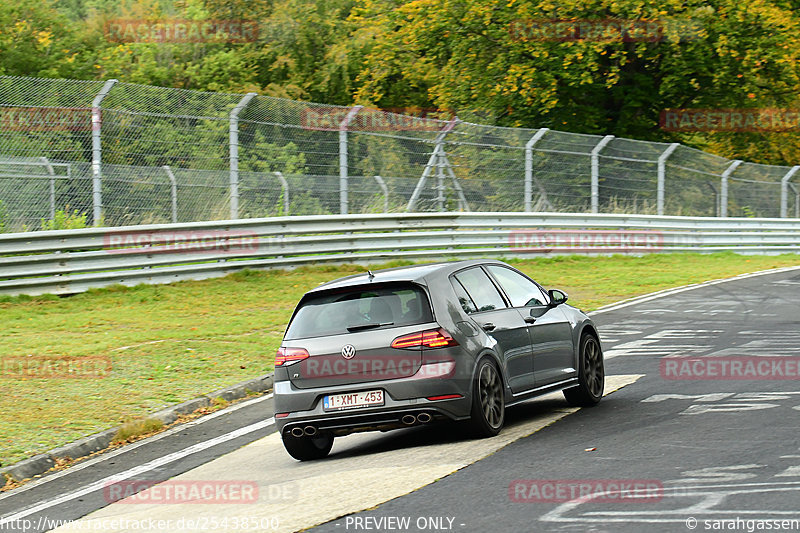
[281,432,334,461]
[467,357,505,437]
[564,334,604,407]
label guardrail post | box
[373,175,389,212]
[720,160,742,217]
[229,92,257,220]
[524,128,549,212]
[780,165,800,218]
[91,79,118,226]
[162,165,178,223]
[339,106,363,214]
[273,171,290,215]
[657,143,679,216]
[590,135,614,213]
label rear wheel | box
[564,334,604,407]
[281,432,334,461]
[467,357,504,437]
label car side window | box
[451,278,478,314]
[453,268,507,313]
[486,265,548,308]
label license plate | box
[323,390,384,411]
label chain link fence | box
[2,75,799,232]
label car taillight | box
[426,394,463,401]
[275,347,309,366]
[391,328,458,349]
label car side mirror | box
[548,289,568,307]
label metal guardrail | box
[1,213,799,296]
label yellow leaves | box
[35,30,52,48]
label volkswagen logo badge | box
[341,344,356,359]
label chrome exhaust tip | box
[303,425,317,436]
[401,414,417,425]
[417,412,432,423]
[290,427,305,438]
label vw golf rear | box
[273,261,604,460]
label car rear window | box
[284,284,433,340]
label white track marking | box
[0,417,274,526]
[589,265,800,316]
[0,393,273,502]
[47,376,643,533]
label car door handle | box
[524,316,537,324]
[482,322,496,331]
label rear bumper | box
[273,364,473,437]
[277,403,469,437]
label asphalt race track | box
[2,266,800,533]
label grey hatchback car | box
[273,260,604,460]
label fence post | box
[339,106,363,215]
[407,117,459,212]
[780,165,800,218]
[91,79,118,226]
[437,150,446,211]
[373,175,389,212]
[524,128,549,212]
[273,171,290,215]
[657,143,679,216]
[720,160,742,217]
[162,165,177,223]
[39,157,56,220]
[444,163,471,211]
[706,181,720,217]
[590,135,614,213]
[789,182,800,218]
[229,92,257,220]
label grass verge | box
[1,252,798,468]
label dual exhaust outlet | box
[290,425,318,438]
[401,412,432,425]
[288,412,432,437]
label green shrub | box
[41,207,89,231]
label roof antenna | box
[367,270,375,281]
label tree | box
[350,0,800,164]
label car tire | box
[467,357,505,437]
[563,333,604,407]
[281,432,334,461]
